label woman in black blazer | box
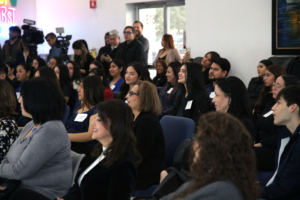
[126,80,165,190]
[59,100,140,200]
[72,40,94,77]
[173,62,211,124]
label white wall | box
[0,0,36,45]
[186,0,272,85]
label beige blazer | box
[153,48,182,67]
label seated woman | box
[253,65,286,122]
[5,62,17,82]
[32,56,47,70]
[48,56,63,69]
[14,41,33,67]
[118,62,150,100]
[173,62,211,124]
[161,112,259,200]
[54,64,74,105]
[72,40,94,77]
[212,76,254,137]
[0,80,19,162]
[0,77,72,200]
[67,61,82,90]
[159,61,181,118]
[153,60,167,87]
[153,34,182,66]
[67,76,105,160]
[58,100,140,200]
[248,59,273,110]
[89,68,114,100]
[108,59,124,92]
[126,80,165,190]
[89,60,104,72]
[183,51,220,85]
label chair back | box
[71,151,85,186]
[160,116,195,168]
[113,91,120,99]
[62,105,70,126]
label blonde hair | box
[136,81,161,116]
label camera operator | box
[45,32,61,62]
[0,26,22,64]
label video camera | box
[21,19,44,58]
[55,27,72,62]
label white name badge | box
[110,85,116,90]
[185,100,193,110]
[125,100,128,103]
[167,88,173,94]
[16,92,20,100]
[209,92,215,98]
[263,110,273,118]
[74,113,88,122]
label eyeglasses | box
[272,82,282,89]
[128,91,139,97]
[123,31,133,35]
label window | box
[137,2,185,65]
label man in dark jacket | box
[133,21,149,66]
[115,26,145,66]
[263,85,300,200]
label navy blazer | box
[63,151,137,200]
[263,124,300,200]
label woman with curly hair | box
[161,112,259,200]
[67,61,82,90]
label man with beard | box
[205,57,230,110]
[133,21,149,66]
[0,26,22,64]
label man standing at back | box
[263,85,300,200]
[0,26,22,64]
[115,26,144,66]
[133,21,149,66]
[45,32,61,62]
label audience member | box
[108,59,124,92]
[89,60,104,71]
[213,76,254,136]
[248,59,273,110]
[14,41,33,67]
[153,60,168,87]
[89,68,114,101]
[115,26,144,65]
[96,30,120,76]
[54,64,74,105]
[45,32,61,62]
[0,80,19,162]
[153,34,182,67]
[0,77,72,200]
[72,40,94,76]
[173,62,210,124]
[0,26,22,63]
[59,100,139,200]
[32,56,47,70]
[0,63,13,85]
[14,63,32,93]
[78,39,89,51]
[253,65,286,121]
[133,21,149,65]
[159,61,181,118]
[67,61,82,90]
[118,62,149,100]
[205,57,231,100]
[5,61,17,82]
[126,80,165,189]
[48,56,63,69]
[161,112,259,200]
[35,67,61,90]
[263,85,300,199]
[67,76,105,161]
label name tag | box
[263,110,273,118]
[185,100,193,110]
[16,92,20,100]
[125,100,128,103]
[110,85,116,90]
[209,92,215,98]
[74,113,88,122]
[167,88,173,94]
